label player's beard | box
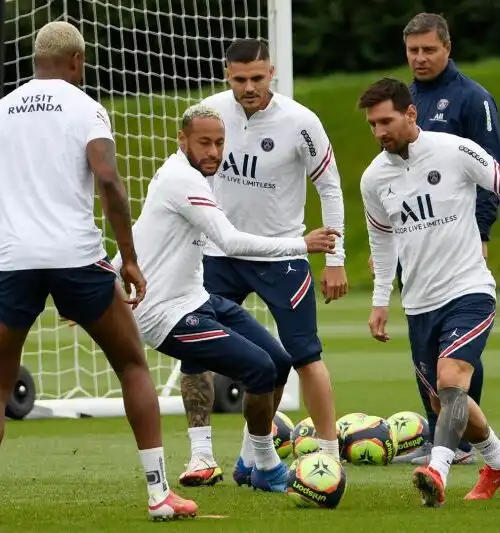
[185,150,220,177]
[239,89,272,112]
[381,138,409,155]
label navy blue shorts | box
[0,257,116,329]
[193,256,322,369]
[408,293,496,398]
[160,295,292,394]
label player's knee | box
[281,336,322,370]
[267,347,292,387]
[244,354,277,394]
[293,353,323,372]
[437,357,473,391]
[180,361,207,376]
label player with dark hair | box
[359,77,500,507]
[111,103,339,493]
[177,38,348,487]
[370,12,500,466]
[0,21,197,520]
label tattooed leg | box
[180,371,214,428]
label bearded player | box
[111,104,339,492]
[179,39,348,487]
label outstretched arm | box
[178,184,337,257]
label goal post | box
[3,0,299,419]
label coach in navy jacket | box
[400,12,500,465]
[407,17,500,245]
[411,63,500,242]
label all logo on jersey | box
[219,152,276,189]
[401,194,435,224]
[430,112,446,123]
[222,152,257,178]
[427,170,441,185]
[261,138,274,152]
[395,194,457,234]
[437,99,449,111]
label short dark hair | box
[403,12,450,44]
[358,78,413,111]
[226,38,270,64]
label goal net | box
[3,0,298,418]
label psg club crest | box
[185,315,199,327]
[261,138,274,152]
[437,98,449,111]
[427,170,441,185]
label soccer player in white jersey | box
[178,38,348,487]
[0,21,197,520]
[359,77,500,507]
[111,104,338,492]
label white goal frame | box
[3,0,299,419]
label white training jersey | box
[361,130,497,315]
[111,150,308,348]
[0,79,113,269]
[201,90,345,265]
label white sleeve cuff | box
[372,281,393,307]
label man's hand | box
[120,260,147,309]
[482,241,488,260]
[304,227,340,254]
[368,255,374,277]
[368,306,390,342]
[321,266,348,303]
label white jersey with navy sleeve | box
[111,150,308,348]
[0,79,113,269]
[361,130,497,315]
[201,90,345,265]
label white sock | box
[240,424,254,468]
[249,433,281,471]
[473,427,500,470]
[318,438,340,461]
[428,445,455,487]
[188,426,213,459]
[139,447,169,497]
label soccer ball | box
[342,415,398,465]
[336,412,367,458]
[287,452,346,508]
[336,413,368,438]
[272,411,294,459]
[387,411,430,456]
[292,417,319,457]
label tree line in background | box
[3,0,500,95]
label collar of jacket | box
[412,60,459,92]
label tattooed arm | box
[180,372,214,427]
[87,138,137,264]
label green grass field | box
[6,292,500,532]
[6,56,500,532]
